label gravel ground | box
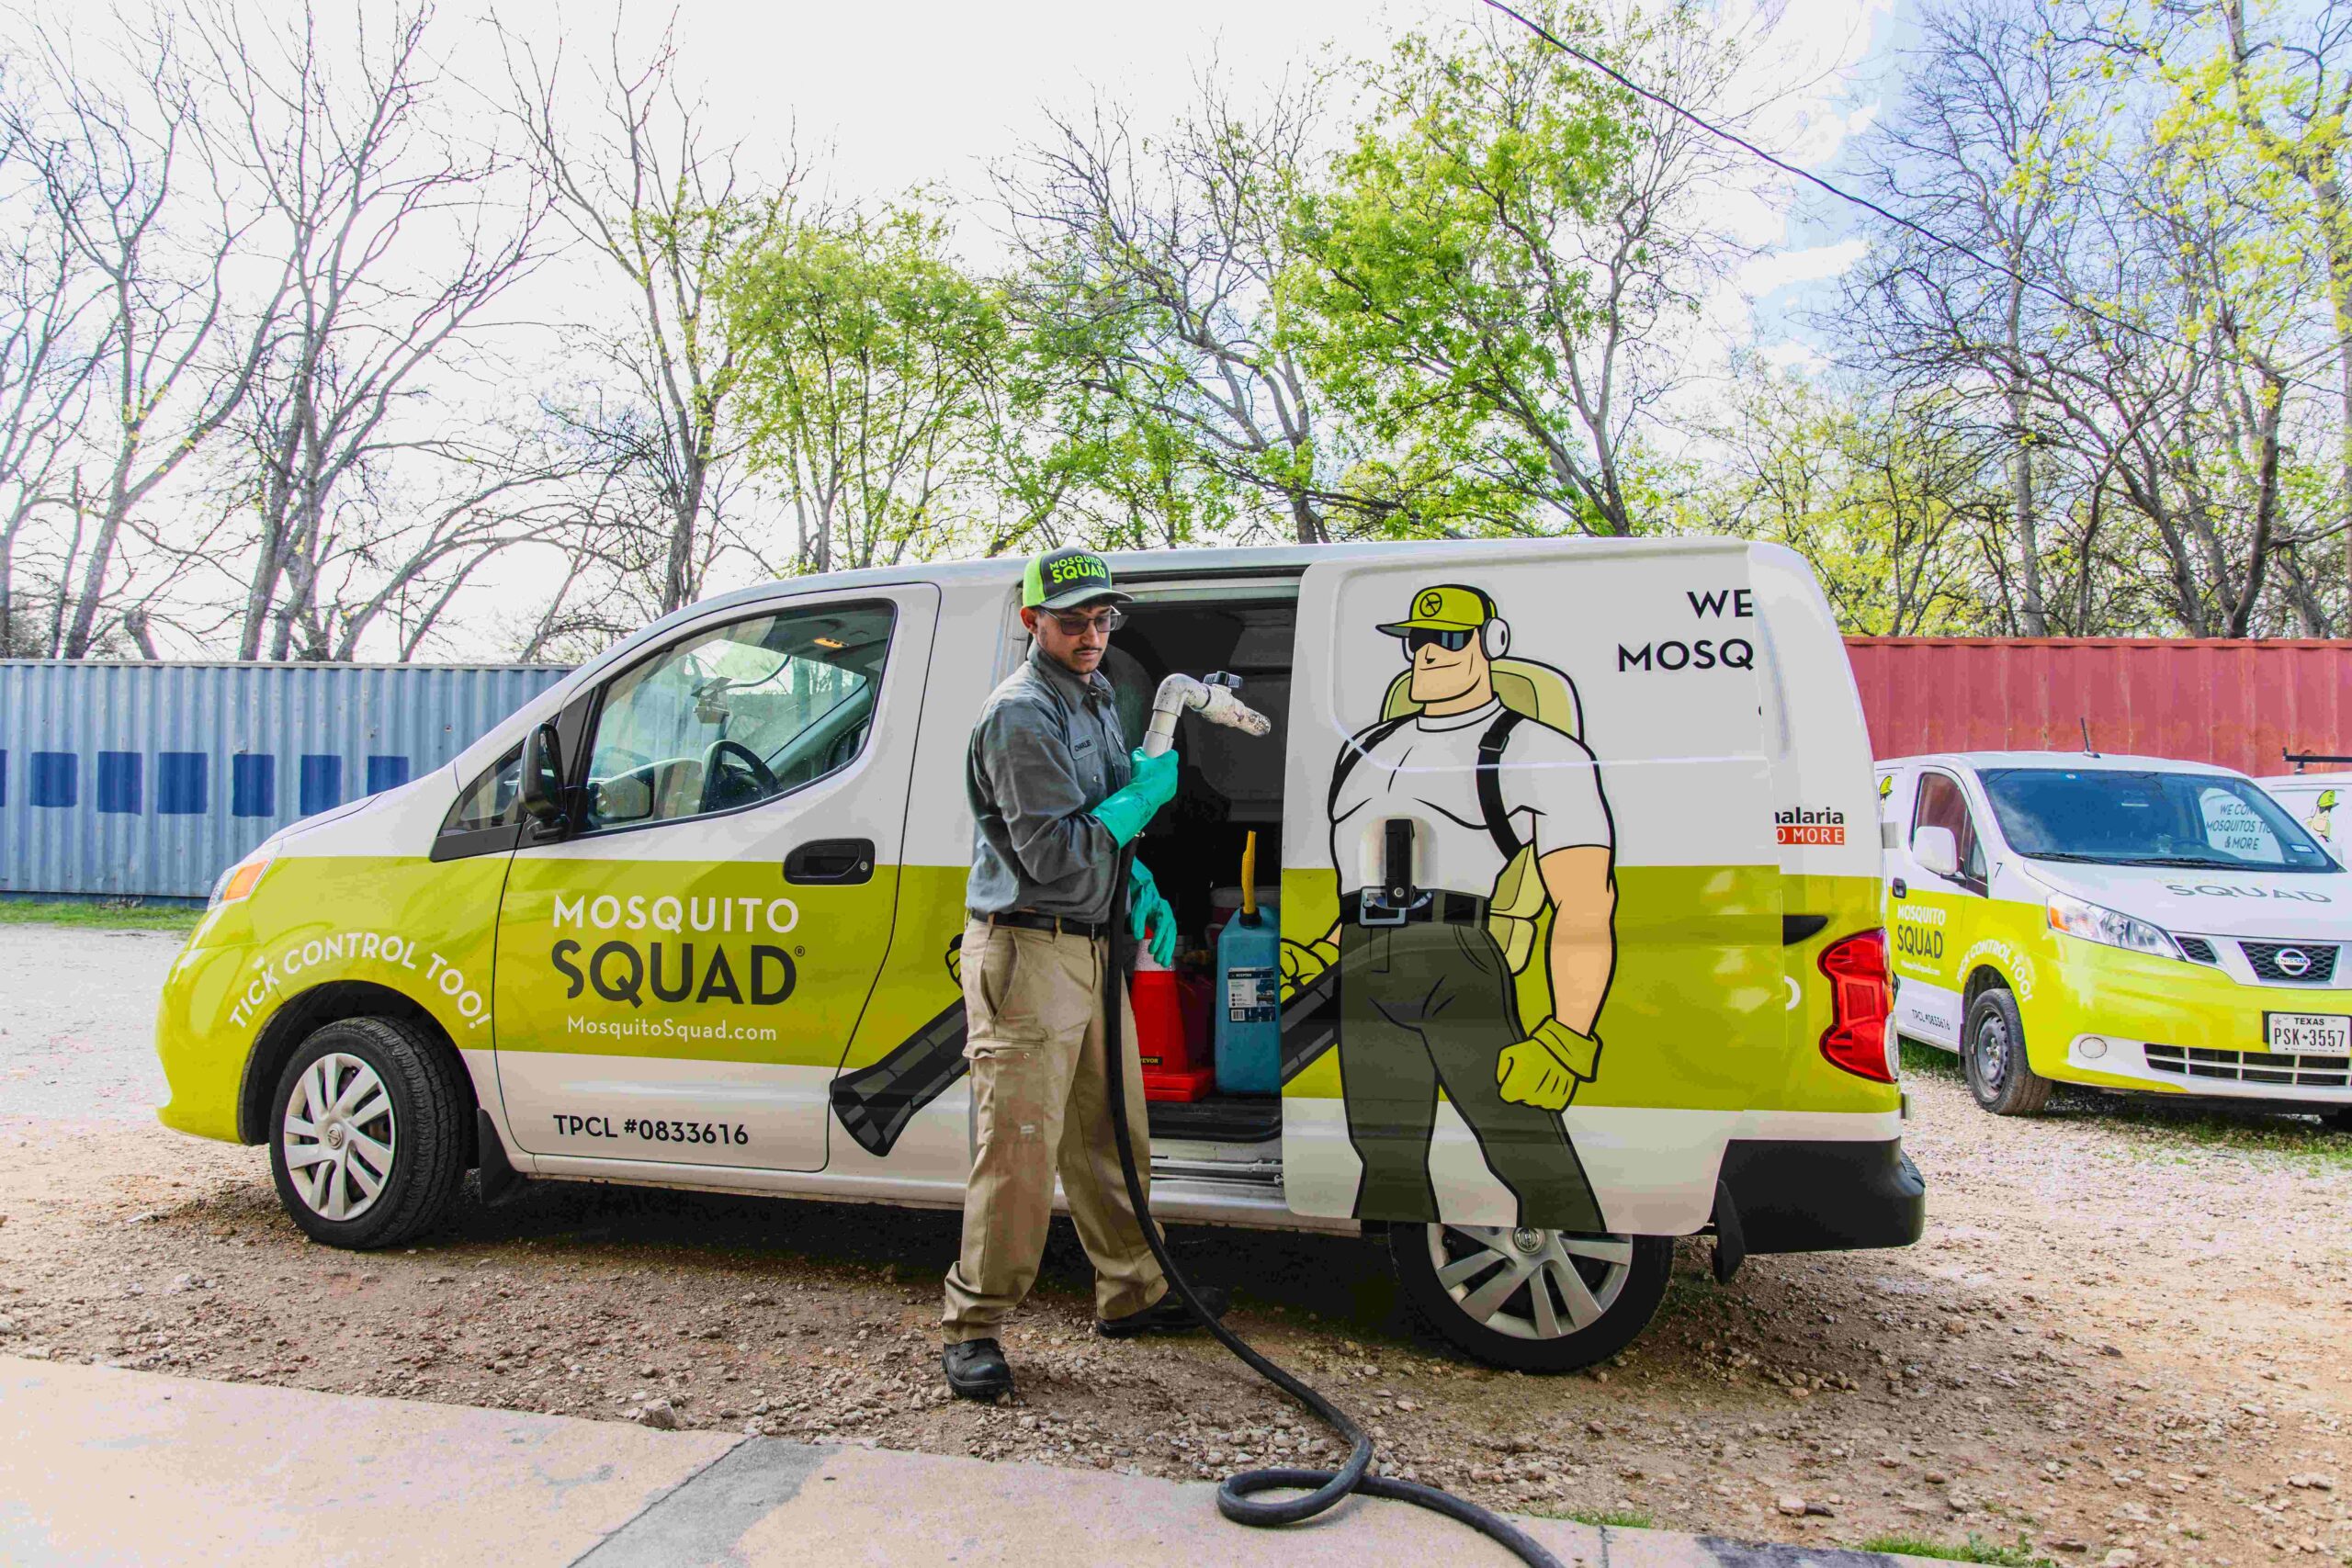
[3,926,2349,1563]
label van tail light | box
[1818,928,1894,1083]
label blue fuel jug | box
[1215,834,1282,1093]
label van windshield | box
[1978,768,2338,873]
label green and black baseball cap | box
[1022,546,1132,612]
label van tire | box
[1961,987,2051,1116]
[267,1016,467,1250]
[1388,1222,1671,1372]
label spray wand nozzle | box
[1141,671,1270,760]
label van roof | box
[643,536,1760,645]
[1876,750,2246,777]
[2260,768,2352,786]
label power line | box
[1478,0,2338,400]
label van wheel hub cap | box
[1426,1224,1634,1342]
[1973,1013,2012,1089]
[281,1054,395,1223]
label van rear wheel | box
[267,1017,468,1249]
[1388,1222,1670,1372]
[1962,987,2051,1116]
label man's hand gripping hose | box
[1097,672,1564,1566]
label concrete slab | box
[599,1437,1612,1567]
[0,1357,1942,1568]
[0,1357,739,1566]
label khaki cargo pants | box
[942,918,1167,1343]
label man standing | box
[1283,582,1618,1232]
[943,546,1227,1402]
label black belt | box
[1340,891,1489,928]
[972,908,1110,940]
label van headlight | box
[2045,890,2178,959]
[209,852,273,908]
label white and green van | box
[156,539,1921,1370]
[1878,751,2352,1125]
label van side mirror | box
[1912,825,1959,879]
[520,722,567,831]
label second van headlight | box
[2045,890,2179,959]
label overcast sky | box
[470,0,1901,355]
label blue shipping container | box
[0,660,570,899]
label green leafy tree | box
[723,205,1006,574]
[1290,2,1757,537]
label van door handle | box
[1890,878,1906,898]
[786,839,875,885]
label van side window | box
[1912,773,1987,888]
[442,745,524,834]
[575,601,895,834]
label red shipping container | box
[1844,637,2352,778]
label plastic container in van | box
[1215,835,1282,1092]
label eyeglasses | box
[1048,607,1125,636]
[1404,628,1473,654]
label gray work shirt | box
[965,642,1134,922]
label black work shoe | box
[1096,1285,1230,1339]
[943,1337,1014,1400]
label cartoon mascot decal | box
[1282,583,1617,1232]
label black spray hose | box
[1102,843,1564,1566]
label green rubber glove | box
[1128,861,1178,966]
[1089,748,1179,846]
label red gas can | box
[1136,969,1216,1101]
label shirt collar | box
[1027,640,1112,705]
[1416,695,1503,733]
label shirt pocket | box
[1069,733,1106,796]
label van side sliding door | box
[1277,544,1781,1237]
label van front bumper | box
[2058,1032,2352,1106]
[1714,1137,1926,1254]
[2033,941,2352,1099]
[154,940,256,1143]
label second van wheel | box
[1388,1222,1671,1372]
[1961,987,2052,1116]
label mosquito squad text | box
[549,939,797,1008]
[547,886,802,1010]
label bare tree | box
[0,117,101,654]
[4,10,289,658]
[500,13,792,615]
[999,73,1367,545]
[1839,0,2085,630]
[189,0,548,660]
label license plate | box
[2267,1012,2352,1055]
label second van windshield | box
[1978,769,2336,873]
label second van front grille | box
[2143,1043,2352,1089]
[2242,942,2338,984]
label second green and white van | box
[1877,751,2352,1124]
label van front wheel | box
[1388,1222,1670,1372]
[267,1017,467,1249]
[1962,987,2051,1116]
